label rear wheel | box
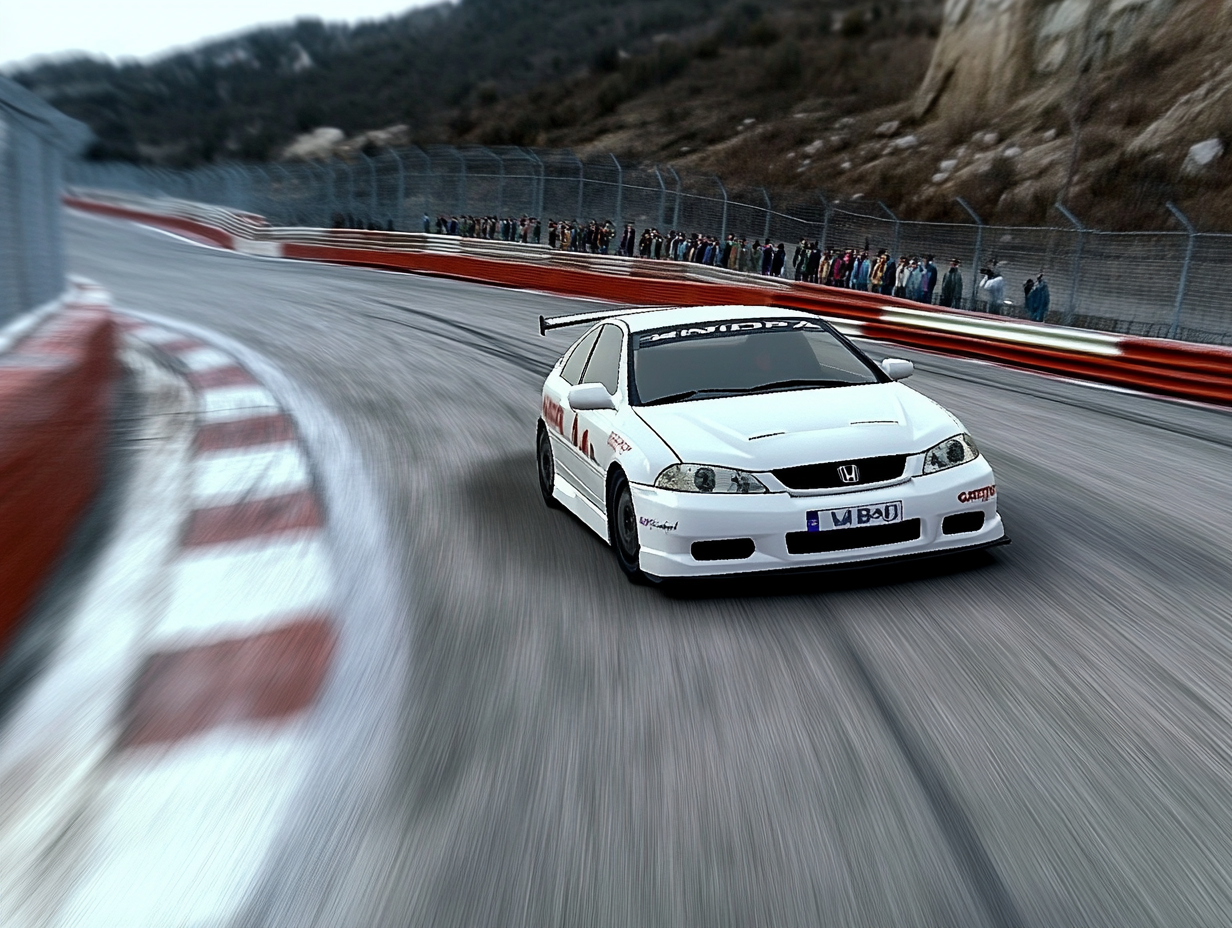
[608,471,644,583]
[537,426,561,509]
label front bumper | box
[630,460,1004,578]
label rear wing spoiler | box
[538,305,675,335]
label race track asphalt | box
[66,211,1232,928]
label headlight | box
[654,464,769,494]
[922,433,980,474]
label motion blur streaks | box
[68,212,1232,928]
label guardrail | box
[66,190,1232,407]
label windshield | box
[631,318,883,406]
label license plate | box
[807,500,903,532]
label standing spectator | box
[761,241,775,275]
[533,218,542,244]
[852,251,871,290]
[938,259,964,308]
[880,255,897,296]
[893,257,910,297]
[423,213,431,233]
[921,255,939,304]
[830,249,851,287]
[979,266,1006,314]
[772,243,787,277]
[1025,273,1050,321]
[905,259,923,301]
[869,250,888,293]
[792,239,806,280]
[805,243,821,283]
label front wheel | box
[537,427,561,509]
[608,472,645,583]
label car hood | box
[634,383,960,470]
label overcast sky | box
[2,0,444,70]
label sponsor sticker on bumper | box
[807,500,903,532]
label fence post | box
[339,159,357,225]
[574,154,585,223]
[273,163,294,225]
[232,165,254,212]
[1165,201,1195,340]
[819,194,831,251]
[668,166,682,229]
[484,148,505,217]
[390,150,405,230]
[610,153,623,230]
[653,166,666,228]
[715,176,728,243]
[412,146,431,224]
[524,148,545,219]
[879,201,900,261]
[321,160,337,226]
[955,196,984,311]
[359,152,379,225]
[451,148,467,215]
[1054,202,1085,326]
[762,187,772,242]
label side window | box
[559,327,601,386]
[581,324,624,395]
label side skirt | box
[552,472,610,543]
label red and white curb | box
[0,310,339,927]
[86,317,335,926]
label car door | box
[570,323,626,508]
[547,325,602,495]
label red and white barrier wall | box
[0,283,118,654]
[66,191,1232,407]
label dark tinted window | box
[632,319,880,405]
[559,327,601,385]
[581,325,624,394]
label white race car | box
[536,304,1006,581]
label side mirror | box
[568,382,618,411]
[880,358,914,381]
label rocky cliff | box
[917,0,1232,142]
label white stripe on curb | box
[198,385,281,422]
[53,726,311,928]
[153,536,332,647]
[131,325,192,345]
[177,346,238,373]
[192,445,310,506]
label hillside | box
[15,0,1232,230]
[13,0,725,163]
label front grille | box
[692,539,756,561]
[773,455,907,490]
[786,519,921,554]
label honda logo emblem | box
[837,464,860,484]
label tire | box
[608,471,645,583]
[537,426,561,509]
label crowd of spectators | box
[429,213,542,243]
[424,213,1051,317]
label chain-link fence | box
[0,78,90,326]
[67,147,1232,344]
